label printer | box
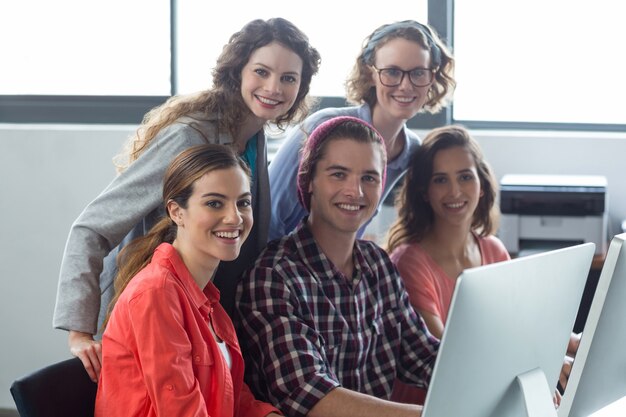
[498,174,608,256]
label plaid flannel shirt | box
[236,220,439,417]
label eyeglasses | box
[371,66,434,87]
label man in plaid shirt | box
[236,117,439,417]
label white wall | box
[1,124,625,409]
[474,129,626,238]
[0,124,133,409]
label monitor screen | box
[558,233,626,417]
[422,242,595,417]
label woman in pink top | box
[385,125,508,404]
[95,144,281,417]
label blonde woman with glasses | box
[268,19,455,241]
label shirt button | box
[194,356,201,363]
[166,384,174,391]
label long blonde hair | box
[102,144,250,329]
[114,17,321,172]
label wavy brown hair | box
[385,125,499,253]
[102,144,250,329]
[346,20,455,114]
[114,17,321,172]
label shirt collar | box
[386,126,412,169]
[359,103,415,170]
[356,103,374,122]
[152,243,240,348]
[291,218,375,283]
[152,243,217,310]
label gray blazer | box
[53,113,270,334]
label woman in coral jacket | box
[54,17,320,382]
[95,144,281,417]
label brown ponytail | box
[101,143,250,330]
[101,217,177,329]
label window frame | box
[0,0,176,125]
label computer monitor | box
[558,233,626,417]
[422,242,595,417]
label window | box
[453,0,626,128]
[9,0,625,130]
[1,0,170,95]
[1,0,428,123]
[175,1,427,97]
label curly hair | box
[385,125,500,253]
[115,18,321,172]
[346,20,455,114]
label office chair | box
[10,357,97,417]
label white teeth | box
[394,96,415,103]
[214,231,240,239]
[257,96,279,105]
[337,203,360,211]
[446,202,465,209]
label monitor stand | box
[491,368,558,417]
